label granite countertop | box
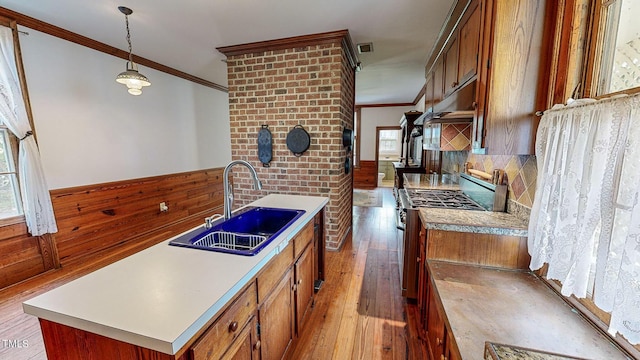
[403,173,460,190]
[404,173,529,236]
[418,207,529,237]
[430,261,629,360]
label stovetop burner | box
[405,189,486,211]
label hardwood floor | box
[287,188,425,360]
[0,188,425,360]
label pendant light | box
[115,6,150,95]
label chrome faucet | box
[223,160,263,220]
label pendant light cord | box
[124,14,133,63]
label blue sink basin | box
[169,207,305,256]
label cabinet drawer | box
[293,220,314,259]
[257,241,294,303]
[191,282,258,360]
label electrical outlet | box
[159,202,168,212]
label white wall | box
[18,27,231,190]
[359,105,416,161]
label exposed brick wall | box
[225,38,355,250]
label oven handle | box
[396,209,405,231]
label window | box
[594,0,640,95]
[546,0,640,105]
[378,129,401,155]
[0,122,22,219]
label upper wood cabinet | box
[432,58,444,105]
[474,0,547,155]
[443,36,460,97]
[457,1,481,84]
[424,0,549,155]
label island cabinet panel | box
[294,242,314,335]
[258,269,295,360]
[39,319,182,360]
[293,221,313,260]
[191,282,258,360]
[219,317,258,360]
[313,209,326,284]
[257,242,294,304]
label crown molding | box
[0,7,228,92]
[217,29,359,69]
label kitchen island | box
[23,194,328,359]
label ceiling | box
[1,0,453,106]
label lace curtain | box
[528,93,640,344]
[0,26,57,236]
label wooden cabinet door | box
[427,282,445,360]
[476,0,546,155]
[259,269,294,360]
[294,243,314,335]
[221,318,259,360]
[444,327,461,360]
[457,0,481,84]
[443,36,460,96]
[433,58,444,104]
[191,283,258,360]
[425,71,434,112]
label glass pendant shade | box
[116,61,151,95]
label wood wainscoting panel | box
[354,160,377,189]
[50,168,225,267]
[0,223,45,289]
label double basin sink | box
[169,206,305,256]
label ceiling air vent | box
[357,42,374,53]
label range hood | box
[415,79,476,125]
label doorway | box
[375,126,402,188]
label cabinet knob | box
[254,340,261,350]
[437,337,443,346]
[417,257,421,263]
[228,321,238,332]
[472,101,478,109]
[298,279,303,285]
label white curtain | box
[529,93,640,344]
[0,26,57,236]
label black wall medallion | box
[258,125,272,167]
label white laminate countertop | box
[23,194,328,355]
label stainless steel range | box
[396,173,507,299]
[405,189,486,210]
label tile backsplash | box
[442,152,537,209]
